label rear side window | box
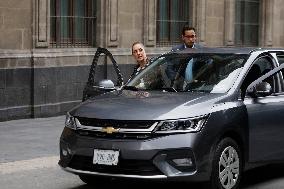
[241,56,277,98]
[277,55,284,65]
[276,55,284,82]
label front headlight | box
[65,112,77,130]
[155,115,208,134]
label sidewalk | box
[0,115,65,127]
[0,115,65,163]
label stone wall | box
[1,0,284,50]
[1,0,284,121]
[206,0,225,46]
[0,0,32,49]
[273,0,284,47]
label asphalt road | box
[1,116,284,189]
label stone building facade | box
[0,0,284,121]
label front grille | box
[74,117,160,139]
[76,117,156,129]
[68,155,163,176]
[77,130,153,139]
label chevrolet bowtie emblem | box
[101,127,119,134]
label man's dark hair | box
[182,26,196,35]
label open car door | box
[82,47,124,101]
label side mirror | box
[82,79,116,101]
[247,81,272,98]
[98,79,115,89]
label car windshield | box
[126,52,248,93]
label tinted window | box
[242,56,278,97]
[277,55,284,65]
[277,55,284,79]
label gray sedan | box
[59,47,284,189]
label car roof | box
[171,47,284,55]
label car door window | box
[241,56,275,98]
[82,47,124,101]
[257,57,275,92]
[88,48,124,87]
[276,55,284,65]
[276,54,284,82]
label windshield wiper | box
[161,87,177,92]
[185,89,208,93]
[122,86,139,91]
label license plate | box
[93,149,119,165]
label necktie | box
[185,58,194,81]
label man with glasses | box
[166,26,203,87]
[172,26,202,51]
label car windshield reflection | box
[126,53,248,93]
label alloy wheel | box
[218,146,240,189]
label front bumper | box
[58,127,212,182]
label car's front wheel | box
[210,137,242,189]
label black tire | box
[79,174,113,185]
[210,137,242,189]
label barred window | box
[50,0,96,48]
[156,0,192,47]
[235,0,260,46]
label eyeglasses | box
[184,35,196,38]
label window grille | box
[235,0,260,46]
[50,0,96,48]
[156,0,192,47]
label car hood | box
[71,90,235,120]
